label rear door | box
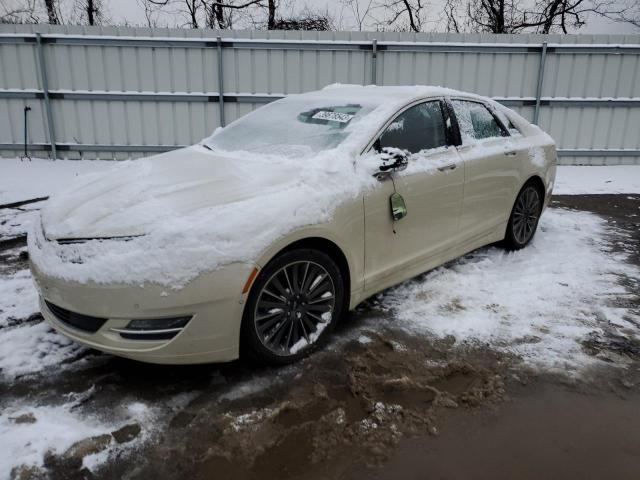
[448,98,522,239]
[363,99,464,291]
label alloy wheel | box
[512,186,541,245]
[253,260,336,356]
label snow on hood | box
[30,146,384,289]
[40,147,294,240]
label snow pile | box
[555,165,640,194]
[0,402,111,474]
[0,158,116,205]
[0,321,85,379]
[0,204,41,241]
[0,398,157,475]
[378,208,639,372]
[0,269,38,326]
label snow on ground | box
[0,397,159,476]
[0,268,38,326]
[554,165,640,195]
[0,157,116,205]
[377,208,640,372]
[0,202,42,241]
[0,321,85,379]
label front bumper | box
[31,261,256,364]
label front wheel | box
[503,183,543,250]
[240,249,344,365]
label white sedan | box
[29,85,556,365]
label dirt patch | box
[349,380,640,480]
[87,331,511,480]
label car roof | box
[294,84,485,108]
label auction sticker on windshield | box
[312,111,355,123]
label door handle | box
[437,163,457,172]
[504,150,517,157]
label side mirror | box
[378,147,409,175]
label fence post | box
[371,39,377,85]
[216,35,226,127]
[36,33,57,159]
[533,41,548,125]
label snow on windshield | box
[205,97,375,157]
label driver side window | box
[376,101,448,154]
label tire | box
[240,248,345,365]
[503,182,544,250]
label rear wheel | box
[503,182,543,250]
[241,249,344,364]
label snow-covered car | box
[29,85,556,365]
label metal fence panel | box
[0,24,639,165]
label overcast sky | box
[99,0,640,34]
[3,0,638,34]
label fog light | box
[126,316,191,330]
[111,316,192,340]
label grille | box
[44,300,108,333]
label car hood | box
[41,146,293,240]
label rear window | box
[452,100,506,144]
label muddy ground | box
[2,194,640,480]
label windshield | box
[204,96,376,157]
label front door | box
[363,99,464,293]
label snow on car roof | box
[305,83,484,106]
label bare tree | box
[443,0,462,31]
[466,0,521,33]
[372,0,429,32]
[533,0,640,33]
[136,0,163,26]
[267,0,275,28]
[86,0,96,24]
[201,0,267,29]
[43,0,59,23]
[70,0,103,25]
[183,0,200,28]
[445,0,639,33]
[272,13,332,30]
[341,0,375,31]
[0,0,40,23]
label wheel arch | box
[502,174,547,243]
[523,174,546,197]
[267,237,351,315]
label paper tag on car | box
[312,111,354,123]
